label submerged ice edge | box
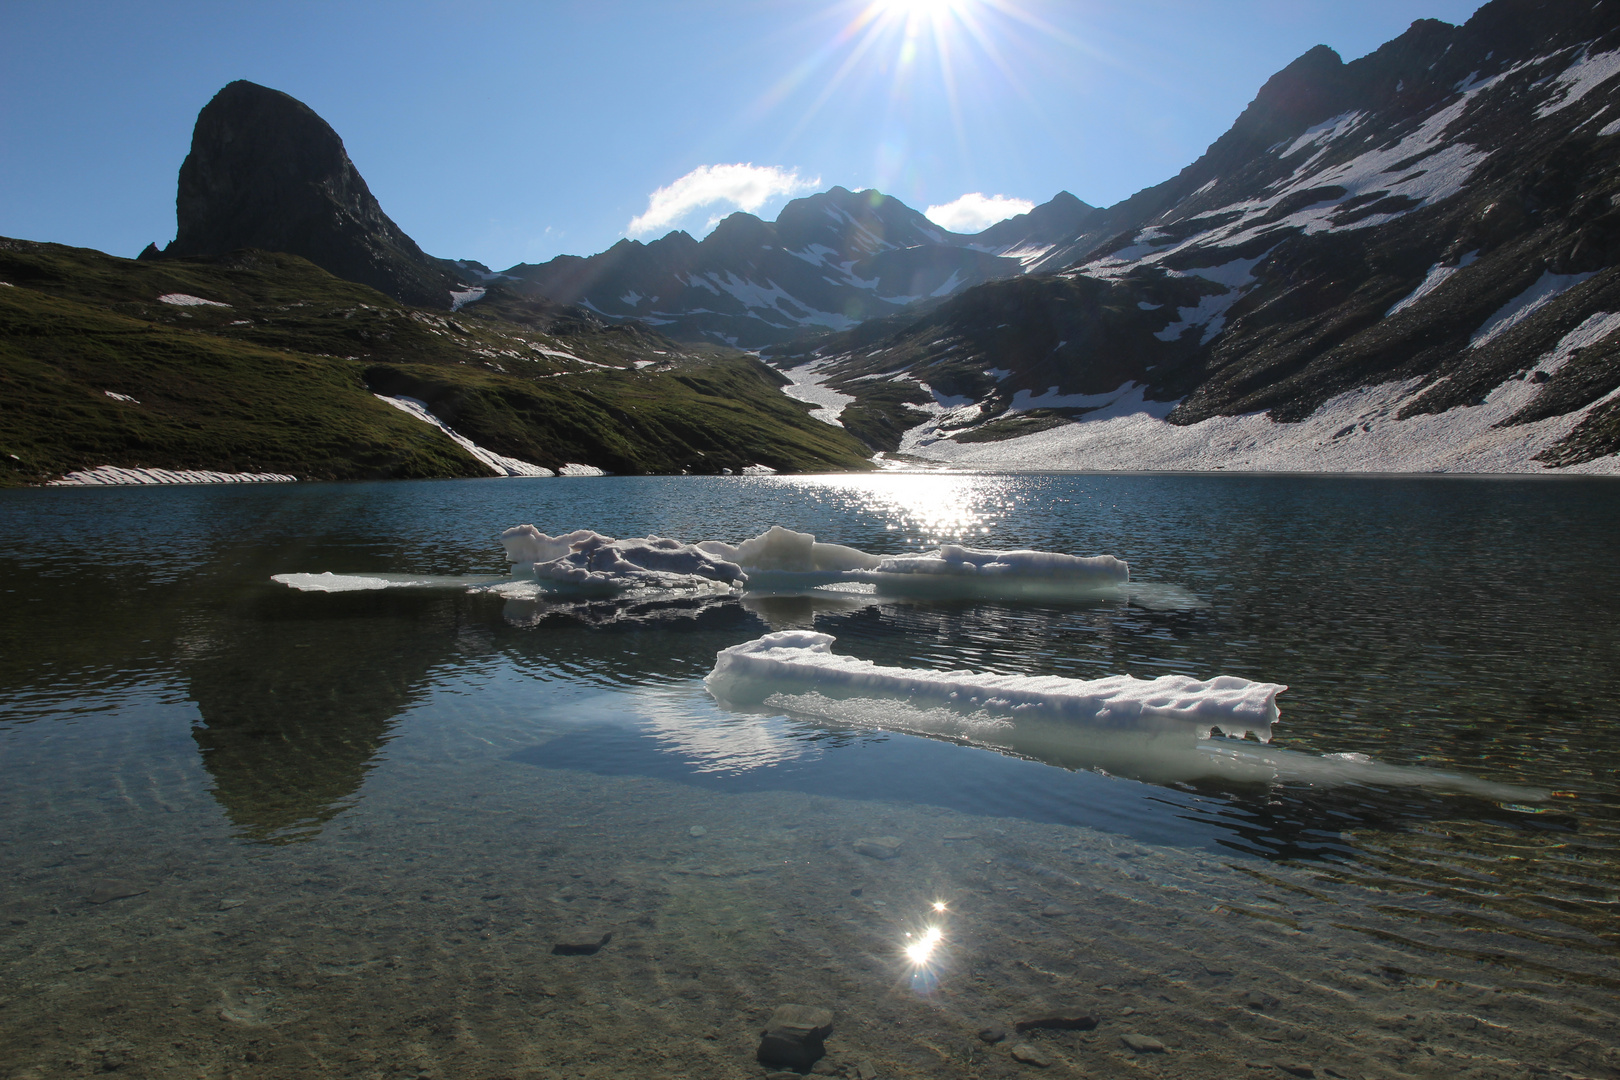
[704,632,1549,802]
[271,572,510,593]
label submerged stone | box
[757,1003,834,1070]
[1010,1043,1052,1067]
[551,929,611,956]
[1120,1033,1167,1053]
[853,837,902,860]
[85,881,146,905]
[1015,1013,1098,1032]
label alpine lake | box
[0,472,1616,1080]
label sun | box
[868,0,979,31]
[873,0,973,16]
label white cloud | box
[924,192,1035,233]
[626,163,820,237]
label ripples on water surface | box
[1,473,1617,1079]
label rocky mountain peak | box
[974,191,1096,250]
[150,80,462,308]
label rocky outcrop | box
[148,80,463,309]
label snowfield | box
[889,372,1620,475]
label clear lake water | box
[1,472,1616,1080]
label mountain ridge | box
[496,185,1095,347]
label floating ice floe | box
[274,524,1149,608]
[497,527,746,597]
[494,524,1129,600]
[708,630,1283,740]
[705,631,1545,800]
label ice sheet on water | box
[705,631,1546,799]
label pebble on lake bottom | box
[853,836,902,860]
[1120,1033,1167,1053]
[1242,989,1280,1011]
[85,881,146,905]
[1010,1043,1053,1067]
[1014,1013,1098,1032]
[550,929,611,956]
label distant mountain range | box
[493,187,1095,348]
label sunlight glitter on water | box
[755,473,1020,544]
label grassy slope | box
[0,239,872,485]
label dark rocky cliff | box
[147,80,463,309]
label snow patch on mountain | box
[377,395,554,477]
[1535,44,1620,118]
[1526,311,1620,378]
[894,376,1620,476]
[158,293,230,307]
[780,360,855,426]
[1279,110,1369,159]
[449,286,485,312]
[1387,251,1480,316]
[1470,271,1596,348]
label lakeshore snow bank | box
[496,524,1128,599]
[50,466,296,486]
[705,631,1544,799]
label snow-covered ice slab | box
[707,630,1283,741]
[705,631,1545,799]
[498,527,746,597]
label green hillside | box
[0,239,873,486]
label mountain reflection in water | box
[183,588,477,843]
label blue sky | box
[1,0,1485,269]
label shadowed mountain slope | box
[767,0,1620,470]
